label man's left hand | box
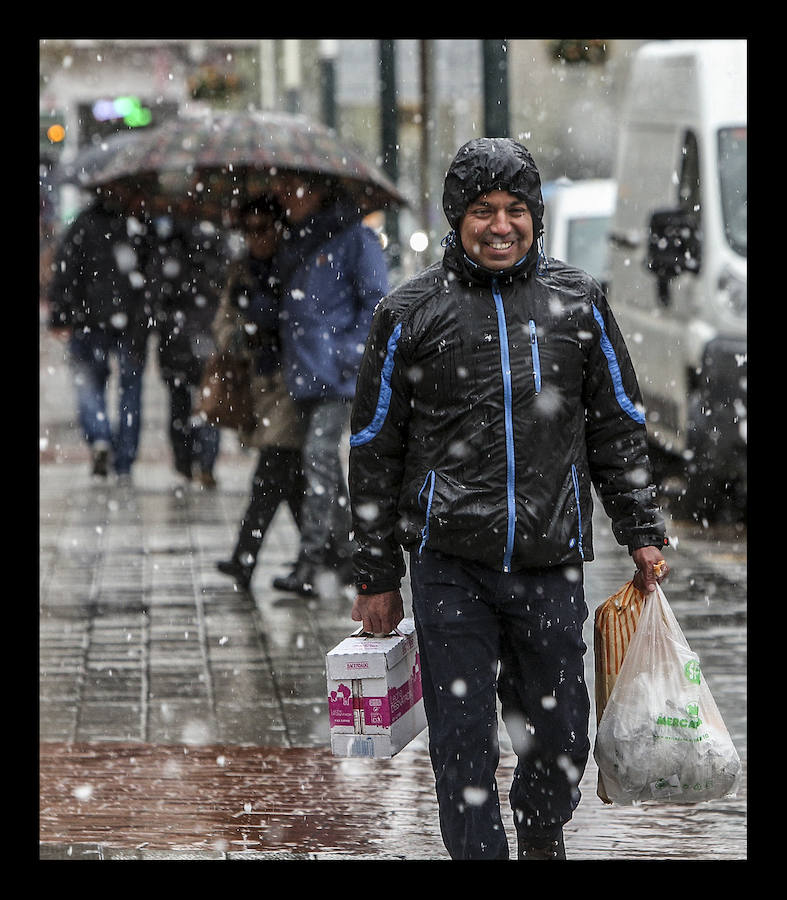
[632,545,669,594]
[351,590,404,637]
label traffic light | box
[91,96,152,128]
[40,113,67,156]
[77,99,177,149]
[46,123,66,143]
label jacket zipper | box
[418,469,436,554]
[529,319,542,393]
[491,278,516,573]
[570,463,585,559]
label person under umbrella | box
[269,172,390,599]
[147,187,231,488]
[214,195,306,590]
[48,176,156,483]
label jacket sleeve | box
[343,225,390,374]
[47,217,83,329]
[354,225,390,309]
[348,300,411,594]
[582,288,667,553]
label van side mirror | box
[647,209,702,305]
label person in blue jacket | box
[269,172,390,598]
[348,138,670,860]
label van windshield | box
[718,127,747,257]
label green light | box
[125,106,152,127]
[114,96,153,128]
[114,96,138,117]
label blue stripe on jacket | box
[350,322,403,447]
[591,303,645,424]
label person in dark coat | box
[48,177,155,481]
[148,194,230,488]
[348,138,670,860]
[214,195,306,590]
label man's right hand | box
[351,590,404,637]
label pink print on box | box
[328,682,354,727]
[329,653,422,729]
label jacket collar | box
[442,235,540,286]
[275,201,363,285]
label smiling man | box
[348,138,669,860]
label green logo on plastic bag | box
[684,659,701,685]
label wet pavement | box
[39,317,747,861]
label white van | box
[542,178,616,287]
[607,39,747,516]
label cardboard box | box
[326,618,426,758]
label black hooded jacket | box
[348,139,666,594]
[48,195,153,349]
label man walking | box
[48,178,154,483]
[348,138,669,859]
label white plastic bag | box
[593,584,741,805]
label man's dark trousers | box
[411,549,591,860]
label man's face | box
[458,189,534,270]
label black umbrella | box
[76,110,408,214]
[53,131,153,189]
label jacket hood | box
[442,138,544,234]
[441,137,545,284]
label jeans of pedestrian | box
[410,549,590,860]
[296,397,353,568]
[164,375,220,478]
[69,330,146,475]
[233,446,305,571]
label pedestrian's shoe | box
[92,442,110,478]
[272,560,316,597]
[175,460,193,481]
[216,559,253,591]
[198,471,217,490]
[517,828,566,860]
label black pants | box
[164,375,219,478]
[233,447,305,571]
[411,550,590,860]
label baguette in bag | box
[593,581,646,803]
